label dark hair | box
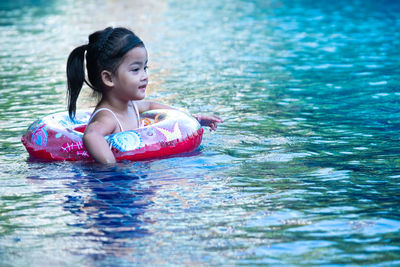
[66,27,144,118]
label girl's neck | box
[97,96,132,113]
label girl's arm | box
[136,100,174,112]
[136,100,223,131]
[83,114,118,164]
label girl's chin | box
[132,94,146,101]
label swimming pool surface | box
[1,0,399,265]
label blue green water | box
[1,0,400,265]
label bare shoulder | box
[85,110,118,136]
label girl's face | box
[112,46,148,101]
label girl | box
[67,27,222,164]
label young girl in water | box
[67,27,222,164]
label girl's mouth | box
[139,85,146,91]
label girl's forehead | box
[123,46,148,63]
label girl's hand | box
[194,114,223,131]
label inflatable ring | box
[21,109,204,161]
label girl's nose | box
[141,70,148,81]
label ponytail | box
[66,44,87,119]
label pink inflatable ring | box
[21,109,204,161]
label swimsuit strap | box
[88,108,124,132]
[132,101,143,127]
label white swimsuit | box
[87,101,142,132]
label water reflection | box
[63,164,154,262]
[1,0,400,265]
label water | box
[1,0,400,265]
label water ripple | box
[1,0,400,266]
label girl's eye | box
[144,66,148,71]
[131,68,140,72]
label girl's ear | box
[101,70,114,87]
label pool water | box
[1,0,400,265]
